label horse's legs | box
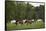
[15,22,17,25]
[15,21,19,25]
[20,22,23,26]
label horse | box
[15,19,23,25]
[25,19,34,25]
[15,19,27,25]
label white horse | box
[11,20,16,24]
[23,19,26,24]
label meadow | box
[7,21,45,30]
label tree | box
[5,1,16,22]
[35,5,45,22]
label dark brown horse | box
[15,19,23,25]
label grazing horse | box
[23,19,26,24]
[25,19,33,25]
[15,19,23,25]
[15,19,27,25]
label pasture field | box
[7,21,45,30]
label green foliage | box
[5,1,45,22]
[5,1,16,22]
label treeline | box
[5,1,45,22]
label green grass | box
[7,21,45,30]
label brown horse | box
[25,19,32,25]
[15,19,23,25]
[15,19,33,25]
